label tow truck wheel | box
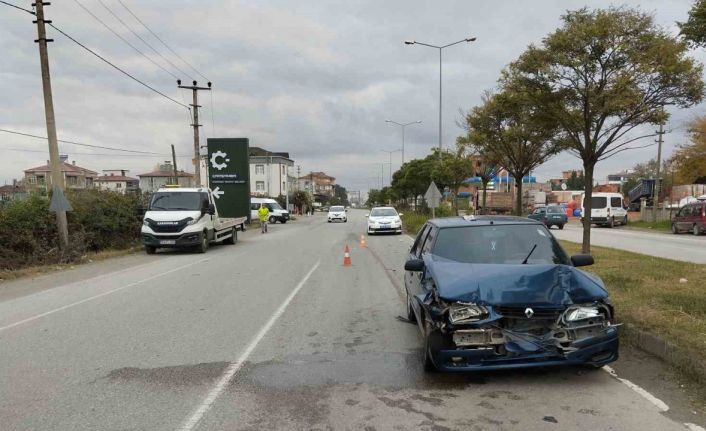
[608,217,615,228]
[269,216,277,224]
[694,224,701,236]
[623,215,628,225]
[196,232,209,253]
[145,246,156,255]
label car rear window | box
[546,206,563,214]
[432,225,570,265]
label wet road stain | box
[377,395,445,422]
[105,361,228,386]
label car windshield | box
[546,206,564,214]
[370,208,397,217]
[268,202,283,210]
[150,192,203,211]
[591,196,607,207]
[330,206,344,212]
[432,224,570,265]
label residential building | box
[248,147,294,197]
[0,181,27,203]
[137,161,195,193]
[24,155,97,192]
[549,170,584,189]
[95,170,139,194]
[298,172,336,198]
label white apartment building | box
[249,147,294,197]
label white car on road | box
[366,206,403,234]
[328,206,347,222]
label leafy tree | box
[565,170,586,191]
[505,7,704,252]
[291,190,312,213]
[679,0,706,47]
[461,90,561,216]
[431,146,475,215]
[671,116,706,184]
[329,185,350,206]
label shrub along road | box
[0,210,703,430]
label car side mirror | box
[405,259,425,272]
[571,254,594,267]
[365,213,370,217]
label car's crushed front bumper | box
[434,328,618,372]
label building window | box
[256,181,265,191]
[255,165,264,175]
[116,183,122,188]
[67,176,78,186]
[28,176,37,184]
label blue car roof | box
[427,215,543,229]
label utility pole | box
[653,121,665,222]
[296,165,301,190]
[170,144,178,185]
[178,80,211,186]
[34,1,69,249]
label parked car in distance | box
[366,206,403,234]
[528,205,567,229]
[328,205,347,223]
[671,201,706,235]
[581,192,628,228]
[404,216,618,372]
[250,197,290,224]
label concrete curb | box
[621,324,706,385]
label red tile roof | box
[24,161,97,176]
[137,169,194,178]
[0,185,25,193]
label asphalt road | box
[0,210,703,431]
[552,222,706,264]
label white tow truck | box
[141,185,247,254]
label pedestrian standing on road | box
[258,204,270,234]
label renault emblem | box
[525,307,534,318]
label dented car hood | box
[423,256,608,306]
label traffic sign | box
[207,138,250,220]
[424,182,442,208]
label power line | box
[117,0,209,81]
[0,0,34,15]
[0,128,171,155]
[95,0,192,80]
[47,22,189,109]
[71,0,179,81]
[2,146,191,157]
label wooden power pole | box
[178,80,211,186]
[171,144,178,185]
[34,1,69,249]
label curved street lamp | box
[385,119,422,163]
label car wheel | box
[145,245,156,255]
[672,223,678,234]
[608,217,615,228]
[694,224,701,236]
[406,291,417,323]
[224,227,236,245]
[558,224,564,230]
[623,215,628,225]
[328,220,332,223]
[344,219,347,223]
[281,220,287,224]
[269,216,277,224]
[196,232,209,253]
[421,318,437,373]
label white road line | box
[176,260,321,431]
[603,366,670,412]
[0,259,207,333]
[684,423,706,431]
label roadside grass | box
[0,246,141,284]
[624,219,673,233]
[401,213,429,236]
[561,241,706,382]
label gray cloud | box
[1,0,704,192]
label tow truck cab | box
[141,185,245,254]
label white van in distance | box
[250,197,290,223]
[581,192,628,228]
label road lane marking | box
[176,260,321,431]
[603,366,669,412]
[0,259,207,333]
[685,423,706,431]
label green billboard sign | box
[207,138,250,221]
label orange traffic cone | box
[359,235,366,248]
[343,245,352,266]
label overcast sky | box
[1,0,705,192]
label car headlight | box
[449,302,488,323]
[564,306,601,322]
[186,217,197,225]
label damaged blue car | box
[404,216,619,372]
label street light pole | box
[380,149,401,186]
[385,119,421,163]
[405,37,476,158]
